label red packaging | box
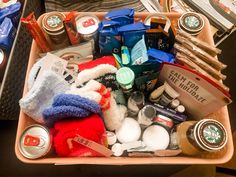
[64,11,81,45]
[21,12,51,53]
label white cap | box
[111,143,123,156]
[106,131,117,146]
[175,105,185,113]
[170,99,180,109]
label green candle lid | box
[116,67,135,89]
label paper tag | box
[159,63,231,119]
[68,134,113,157]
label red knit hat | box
[78,56,116,71]
[51,114,107,157]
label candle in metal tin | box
[178,12,204,35]
[18,124,52,159]
[137,105,156,127]
[42,12,69,48]
[75,14,100,42]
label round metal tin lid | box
[143,105,156,119]
[42,12,65,33]
[76,14,99,35]
[178,12,204,34]
[194,119,227,151]
[18,124,51,159]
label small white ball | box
[142,125,170,151]
[116,118,141,143]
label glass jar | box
[170,119,227,155]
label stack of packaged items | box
[0,1,21,81]
[18,8,231,159]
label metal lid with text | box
[194,119,227,152]
[18,124,52,159]
[76,14,99,35]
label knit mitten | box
[19,71,70,124]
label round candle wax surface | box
[116,118,141,143]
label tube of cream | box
[158,82,179,106]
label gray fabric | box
[44,0,147,12]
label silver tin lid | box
[18,124,51,159]
[76,14,99,35]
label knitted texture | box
[43,94,101,126]
[19,71,70,124]
[51,114,107,157]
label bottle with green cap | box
[116,67,135,95]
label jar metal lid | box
[42,12,65,33]
[178,12,204,35]
[18,124,52,159]
[194,119,227,151]
[76,14,99,35]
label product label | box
[47,15,62,28]
[159,63,231,119]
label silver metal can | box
[42,11,69,48]
[18,124,52,159]
[75,14,99,41]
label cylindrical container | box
[127,91,145,117]
[178,12,204,36]
[106,131,117,146]
[42,12,69,48]
[18,124,52,159]
[152,114,174,130]
[142,125,170,151]
[116,67,135,96]
[137,105,156,127]
[75,14,99,41]
[0,48,7,81]
[171,119,227,155]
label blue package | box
[0,2,21,28]
[105,8,134,26]
[0,17,16,52]
[118,22,146,49]
[147,48,175,64]
[99,20,122,55]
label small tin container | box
[18,124,52,159]
[42,12,69,47]
[75,14,100,41]
[152,114,174,129]
[178,12,204,35]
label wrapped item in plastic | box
[174,43,226,80]
[21,12,51,53]
[177,29,221,57]
[105,8,134,26]
[175,35,226,70]
[0,17,16,52]
[0,1,21,27]
[176,52,229,91]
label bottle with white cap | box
[175,105,185,113]
[170,99,180,109]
